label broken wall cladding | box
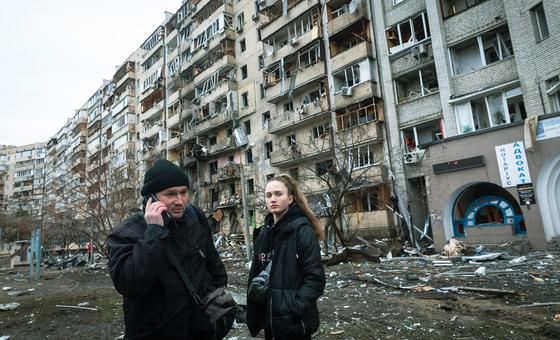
[443,0,506,45]
[451,58,518,97]
[381,0,426,27]
[397,92,441,127]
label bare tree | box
[68,154,141,254]
[271,103,393,252]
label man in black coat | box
[107,159,227,339]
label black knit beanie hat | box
[140,159,190,196]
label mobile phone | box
[150,194,172,226]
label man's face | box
[155,186,189,219]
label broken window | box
[241,65,248,79]
[315,159,334,176]
[450,26,513,75]
[241,92,249,108]
[246,148,253,163]
[454,87,526,134]
[546,76,560,112]
[348,143,376,169]
[386,12,430,54]
[244,120,251,135]
[262,112,271,129]
[287,133,297,146]
[401,119,443,152]
[336,101,379,130]
[298,43,321,69]
[142,26,164,52]
[209,161,218,176]
[265,141,273,159]
[395,64,439,103]
[246,178,255,194]
[284,101,294,113]
[289,167,299,180]
[311,124,330,139]
[440,0,487,18]
[531,3,550,42]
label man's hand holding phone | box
[146,194,171,227]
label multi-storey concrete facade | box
[0,143,46,217]
[374,0,560,249]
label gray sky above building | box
[0,0,179,146]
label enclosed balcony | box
[331,40,372,73]
[260,0,320,39]
[265,60,325,103]
[269,97,328,135]
[327,0,366,36]
[336,101,384,145]
[270,133,332,167]
[333,81,378,110]
[266,25,321,65]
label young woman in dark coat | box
[246,174,326,340]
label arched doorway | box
[451,182,525,237]
[536,152,560,240]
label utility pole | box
[238,157,252,261]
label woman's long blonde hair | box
[267,174,324,240]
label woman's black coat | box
[246,204,325,338]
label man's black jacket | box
[107,207,227,340]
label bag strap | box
[166,247,205,306]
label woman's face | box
[265,180,293,216]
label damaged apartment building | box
[372,0,560,250]
[23,0,560,251]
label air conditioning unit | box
[403,149,425,164]
[341,86,353,96]
[289,37,298,46]
[418,43,427,55]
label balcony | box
[397,92,441,126]
[193,55,236,84]
[197,80,237,106]
[207,137,235,157]
[167,136,182,151]
[451,58,517,98]
[328,1,366,36]
[269,98,329,135]
[444,0,505,44]
[261,0,319,40]
[265,26,321,65]
[337,121,383,146]
[334,81,378,109]
[266,61,325,103]
[140,101,164,122]
[140,123,163,140]
[270,137,332,167]
[331,41,372,73]
[167,111,182,129]
[115,70,135,89]
[195,109,235,136]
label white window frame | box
[349,143,376,169]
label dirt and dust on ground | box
[1,237,560,340]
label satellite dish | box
[349,0,359,14]
[265,44,274,57]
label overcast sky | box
[0,0,181,146]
